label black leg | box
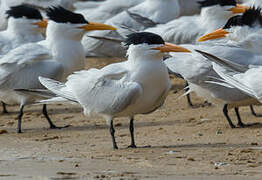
[250,105,262,117]
[235,107,248,128]
[42,104,70,129]
[42,104,57,129]
[2,102,8,114]
[185,81,193,107]
[17,105,24,133]
[109,120,118,150]
[128,117,136,148]
[223,104,236,128]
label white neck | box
[46,21,86,78]
[199,6,234,32]
[7,17,43,41]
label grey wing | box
[65,70,143,115]
[0,43,51,65]
[0,43,62,89]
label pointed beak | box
[228,4,249,14]
[78,22,117,31]
[197,28,229,42]
[33,18,48,28]
[153,42,191,53]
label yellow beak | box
[33,18,48,28]
[228,4,249,14]
[153,42,191,53]
[197,28,229,42]
[78,22,117,31]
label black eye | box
[46,6,88,24]
[124,32,165,47]
[6,4,42,20]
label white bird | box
[75,0,143,23]
[0,4,45,56]
[0,4,47,114]
[0,6,116,133]
[207,58,262,105]
[165,8,262,128]
[26,32,190,149]
[145,0,249,44]
[82,0,181,57]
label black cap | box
[46,6,88,24]
[198,0,236,8]
[223,7,262,29]
[6,4,42,20]
[124,32,165,47]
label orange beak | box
[33,18,48,28]
[153,42,191,53]
[228,4,249,14]
[197,28,229,42]
[78,22,117,31]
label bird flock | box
[0,0,261,150]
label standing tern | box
[0,4,46,113]
[26,32,190,149]
[0,6,116,133]
[145,0,249,44]
[165,8,262,128]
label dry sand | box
[0,58,261,180]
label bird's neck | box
[7,18,43,40]
[48,38,86,78]
[200,6,232,32]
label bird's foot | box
[127,144,137,149]
[17,129,22,133]
[113,145,118,150]
[229,124,236,129]
[237,122,250,128]
[49,124,70,129]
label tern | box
[0,6,116,133]
[0,4,46,113]
[24,32,190,149]
[165,8,262,128]
[146,0,249,44]
[0,4,45,56]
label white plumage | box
[34,32,190,149]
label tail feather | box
[39,76,77,103]
[195,49,249,73]
[15,89,56,98]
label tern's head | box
[198,7,262,42]
[198,0,249,19]
[125,32,190,59]
[45,6,116,41]
[6,4,46,33]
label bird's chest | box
[130,62,170,106]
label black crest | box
[124,32,164,47]
[46,6,88,24]
[6,4,42,20]
[198,0,236,8]
[223,7,262,29]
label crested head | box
[6,4,43,20]
[198,0,236,8]
[124,32,165,47]
[46,6,88,24]
[223,7,262,29]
